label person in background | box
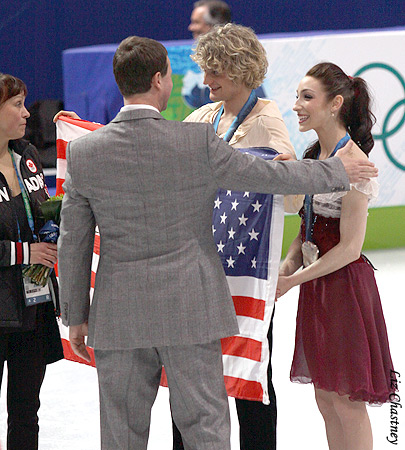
[182,0,232,108]
[188,0,231,40]
[173,23,298,450]
[276,62,395,450]
[0,73,63,450]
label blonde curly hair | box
[191,23,268,89]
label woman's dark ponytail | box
[302,62,375,159]
[345,77,375,154]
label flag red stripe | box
[221,335,262,361]
[56,178,65,195]
[160,367,168,387]
[91,271,96,288]
[58,116,104,131]
[57,139,67,160]
[232,295,265,320]
[224,375,263,401]
[94,234,100,254]
[91,234,100,288]
[61,338,96,367]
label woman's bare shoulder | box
[349,142,369,160]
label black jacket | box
[0,139,60,327]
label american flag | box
[56,117,285,403]
[213,147,284,404]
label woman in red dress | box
[276,62,395,450]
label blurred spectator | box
[24,99,63,168]
[188,0,232,39]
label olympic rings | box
[354,63,405,171]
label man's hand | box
[53,110,82,123]
[69,323,91,362]
[336,140,378,183]
[274,153,294,162]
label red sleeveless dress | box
[290,182,395,404]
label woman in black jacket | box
[0,73,63,449]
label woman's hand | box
[275,275,295,300]
[30,242,57,268]
[53,110,81,122]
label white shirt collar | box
[120,104,160,114]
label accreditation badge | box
[23,277,52,306]
[301,241,319,267]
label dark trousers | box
[173,309,277,450]
[0,331,46,450]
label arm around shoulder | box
[335,140,378,183]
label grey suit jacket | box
[58,109,349,350]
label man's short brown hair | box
[113,36,168,97]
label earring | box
[331,112,335,117]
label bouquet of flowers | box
[22,193,64,286]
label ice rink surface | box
[0,247,403,449]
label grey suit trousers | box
[94,340,231,450]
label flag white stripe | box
[223,355,266,382]
[227,275,270,299]
[265,193,284,304]
[59,322,69,339]
[91,253,100,274]
[56,158,67,181]
[236,315,271,339]
[57,121,95,142]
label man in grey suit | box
[57,36,377,450]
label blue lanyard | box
[213,90,258,142]
[304,133,350,242]
[8,148,37,242]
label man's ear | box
[151,71,162,90]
